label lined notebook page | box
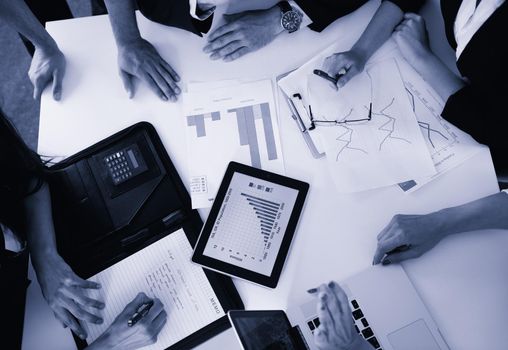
[83,229,225,349]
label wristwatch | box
[277,1,302,33]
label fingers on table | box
[208,21,240,42]
[55,308,87,339]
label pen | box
[127,300,154,327]
[313,69,347,85]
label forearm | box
[436,192,508,237]
[0,0,57,51]
[104,0,142,46]
[24,182,59,264]
[411,51,465,101]
[351,1,403,60]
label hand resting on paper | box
[87,293,167,350]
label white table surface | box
[24,1,508,349]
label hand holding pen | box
[318,49,368,90]
[88,293,167,349]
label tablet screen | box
[202,172,299,276]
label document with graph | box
[82,229,225,350]
[183,80,285,208]
[394,56,482,192]
[308,58,436,192]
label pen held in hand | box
[127,300,154,327]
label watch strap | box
[277,1,292,14]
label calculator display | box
[103,144,148,185]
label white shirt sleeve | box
[189,0,215,21]
[288,1,313,28]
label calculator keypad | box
[104,151,134,185]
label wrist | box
[269,5,285,35]
[31,247,59,271]
[88,329,115,350]
[429,208,457,239]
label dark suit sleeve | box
[382,0,425,13]
[295,0,369,32]
[136,0,212,36]
[441,85,508,172]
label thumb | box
[336,67,358,89]
[52,69,64,101]
[119,70,134,99]
[32,73,49,100]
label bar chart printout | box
[203,172,299,276]
[183,80,285,209]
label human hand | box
[321,49,367,90]
[117,38,181,101]
[203,6,284,62]
[309,282,369,350]
[33,252,104,339]
[28,45,66,101]
[89,293,167,350]
[372,213,447,265]
[393,13,432,67]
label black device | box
[192,162,309,288]
[228,310,308,350]
[48,122,244,349]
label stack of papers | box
[278,40,482,193]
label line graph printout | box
[308,58,436,192]
[203,172,298,276]
[395,57,482,192]
[183,80,285,209]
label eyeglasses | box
[308,103,372,130]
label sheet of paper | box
[183,80,285,208]
[307,58,436,192]
[394,56,483,192]
[83,229,225,349]
[278,39,482,193]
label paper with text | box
[83,229,225,349]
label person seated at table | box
[304,193,508,350]
[103,0,371,101]
[0,0,106,101]
[203,0,371,62]
[320,0,507,176]
[0,110,167,349]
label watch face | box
[281,11,301,32]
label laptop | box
[228,264,450,350]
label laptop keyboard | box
[306,298,382,350]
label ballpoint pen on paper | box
[127,300,154,327]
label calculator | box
[103,144,148,185]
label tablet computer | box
[192,162,309,288]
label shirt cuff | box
[189,0,215,21]
[288,1,312,28]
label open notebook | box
[83,229,225,349]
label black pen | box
[313,69,339,85]
[127,300,154,327]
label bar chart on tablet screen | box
[203,172,298,276]
[183,80,285,209]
